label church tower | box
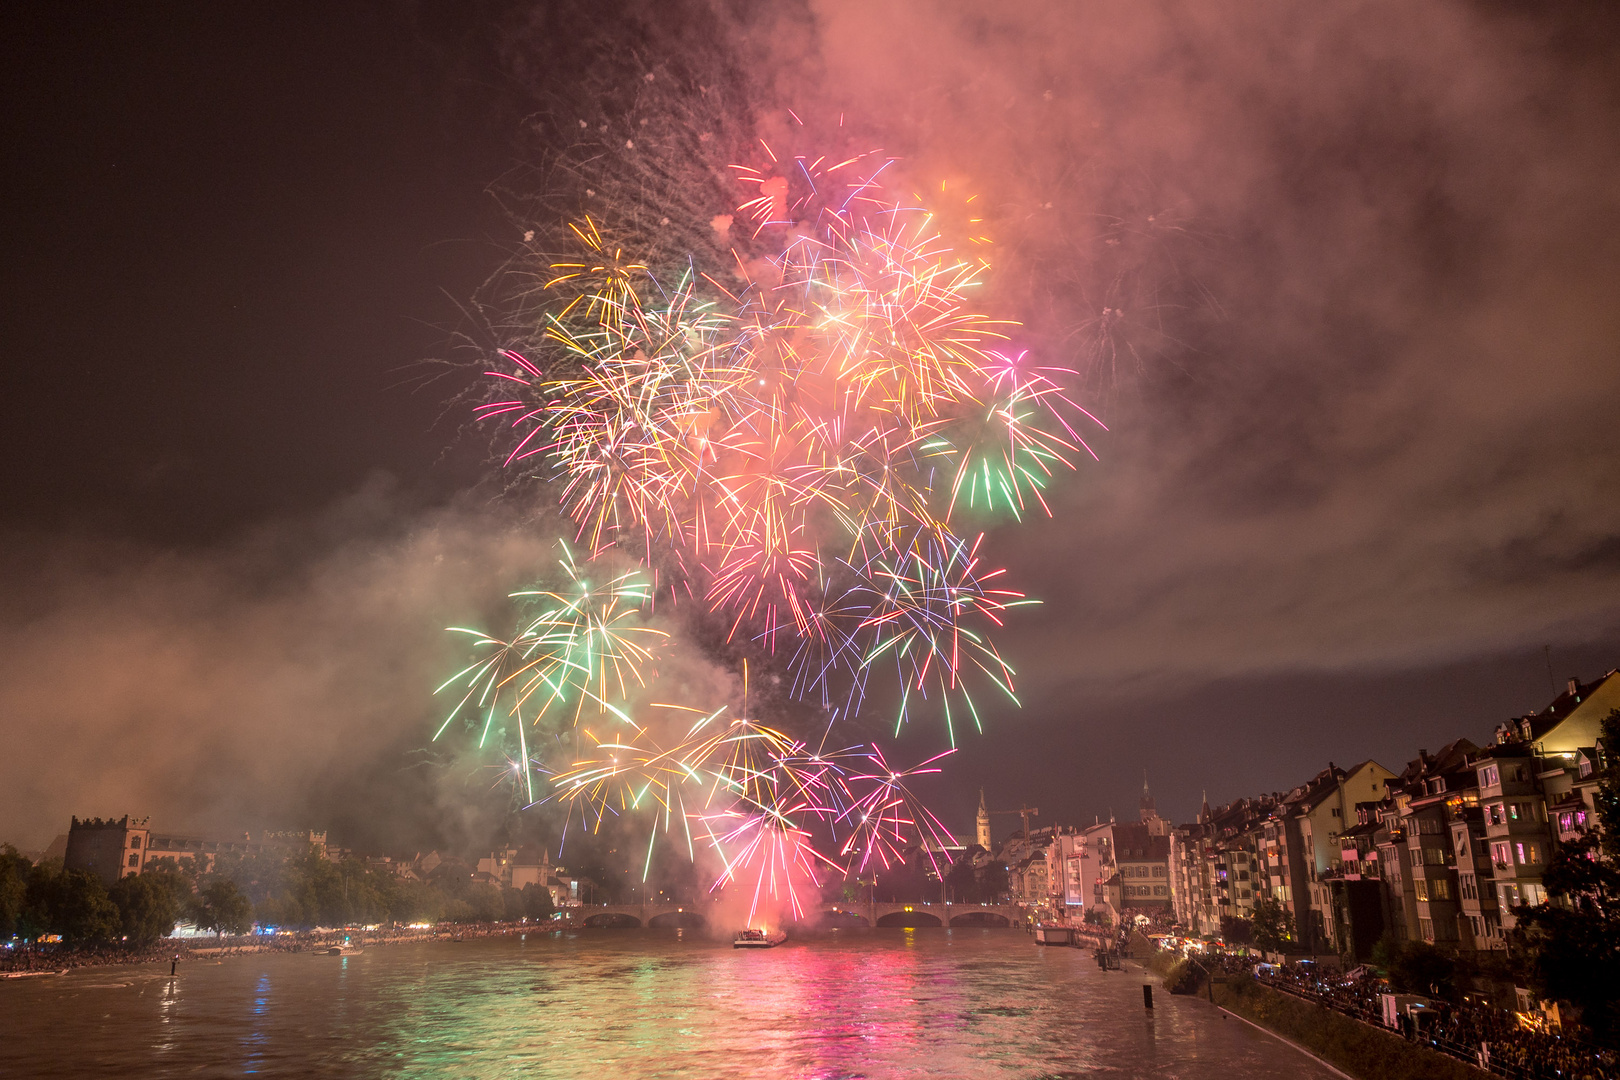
[1141,772,1169,836]
[976,789,992,851]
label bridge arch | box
[582,912,642,929]
[876,910,943,928]
[647,910,707,929]
[949,911,1010,928]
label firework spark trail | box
[433,541,667,803]
[838,746,960,880]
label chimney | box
[1568,677,1581,698]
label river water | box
[1,929,1336,1079]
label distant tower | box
[1141,773,1169,836]
[976,789,992,851]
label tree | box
[465,882,506,922]
[520,883,556,920]
[1511,708,1620,1037]
[1250,895,1296,953]
[0,845,29,938]
[1373,935,1456,997]
[945,851,1011,905]
[108,872,182,944]
[195,879,254,936]
[34,869,121,944]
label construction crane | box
[988,804,1041,839]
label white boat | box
[323,944,363,955]
[733,929,787,949]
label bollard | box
[1143,984,1153,1009]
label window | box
[1420,918,1434,941]
[1414,878,1430,901]
[1431,878,1452,901]
[1521,883,1545,906]
[1491,842,1512,867]
[1499,883,1521,908]
[127,853,139,867]
[1419,818,1442,834]
[1153,865,1165,876]
[1480,765,1500,788]
[1516,842,1540,865]
[1508,803,1521,821]
[1455,832,1469,856]
[130,836,141,849]
[1424,847,1446,866]
[1487,804,1506,825]
[1156,886,1167,896]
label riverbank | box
[1,920,561,975]
[1140,950,1492,1080]
[1209,977,1492,1080]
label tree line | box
[0,844,557,946]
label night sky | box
[4,1,1619,855]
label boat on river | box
[732,929,787,949]
[323,944,364,955]
[1033,924,1073,946]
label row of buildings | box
[55,818,590,911]
[980,668,1617,960]
[56,817,331,883]
[974,785,1175,921]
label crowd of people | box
[1242,957,1620,1080]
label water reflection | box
[1,931,1338,1080]
[241,973,271,1074]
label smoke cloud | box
[0,481,563,850]
[780,1,1620,710]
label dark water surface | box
[1,929,1335,1079]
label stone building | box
[63,816,151,887]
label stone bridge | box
[571,901,1024,930]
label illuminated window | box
[1431,878,1451,901]
[1414,879,1429,901]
